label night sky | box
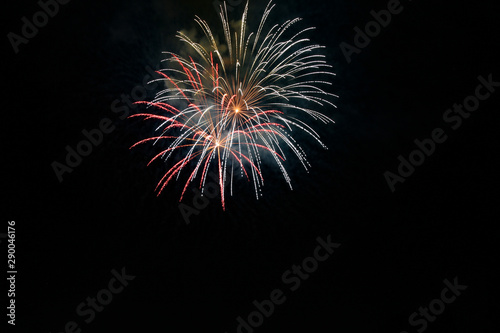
[4,0,500,332]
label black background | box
[3,0,499,332]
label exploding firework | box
[130,0,338,210]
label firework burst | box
[130,0,338,210]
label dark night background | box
[3,0,500,332]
